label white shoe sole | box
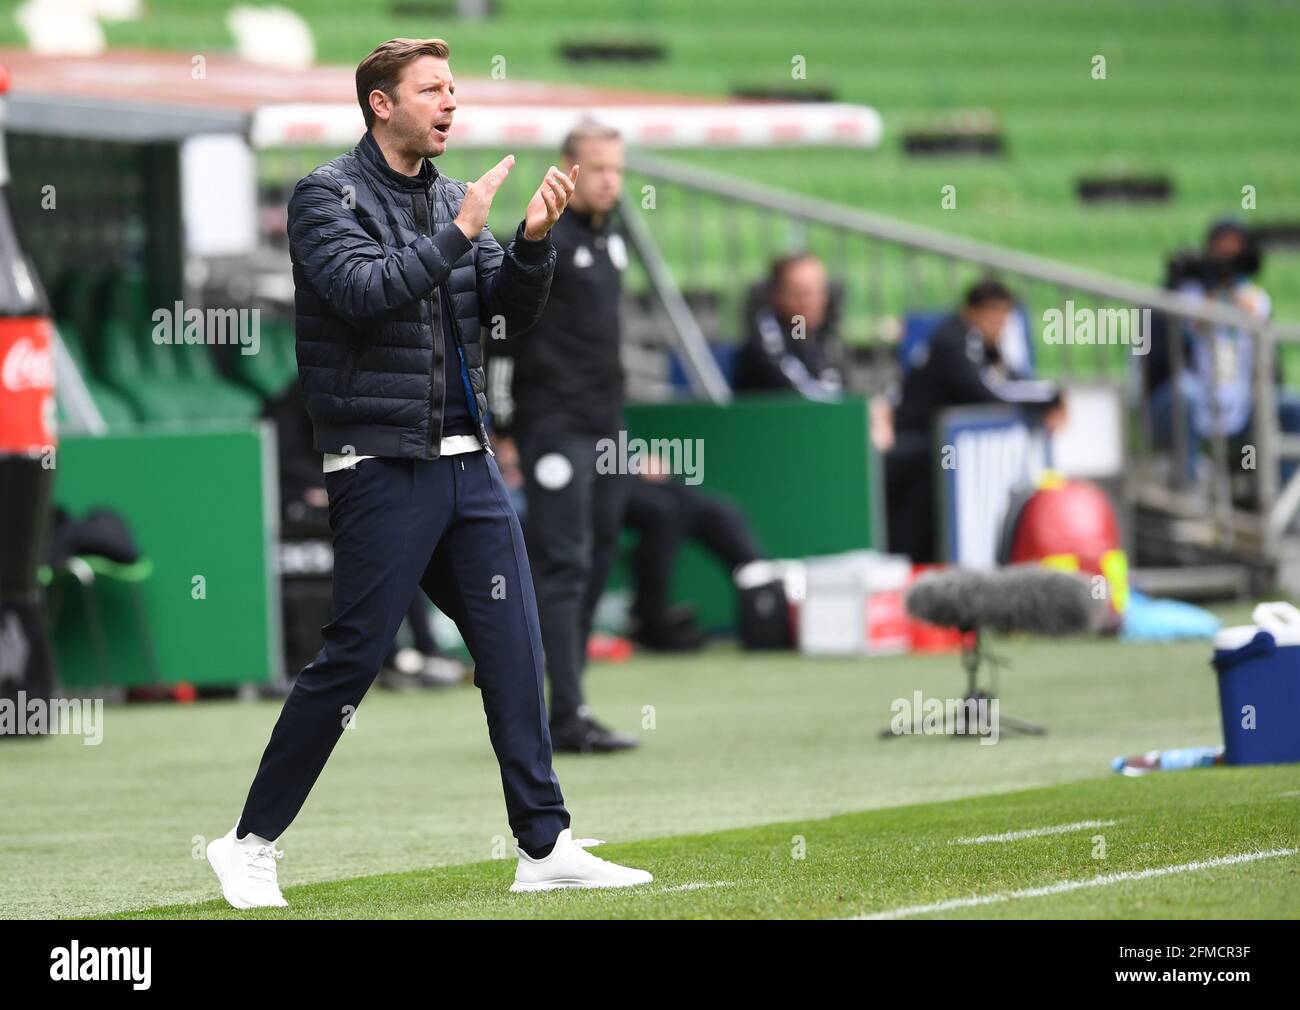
[510,875,653,893]
[206,837,287,909]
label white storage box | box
[798,551,912,656]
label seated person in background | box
[882,279,1065,563]
[1147,219,1297,487]
[623,455,766,651]
[734,253,845,400]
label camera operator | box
[1149,219,1299,486]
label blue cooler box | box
[1212,602,1300,766]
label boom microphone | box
[906,565,1098,636]
[897,565,1099,739]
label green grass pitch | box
[2,603,1297,919]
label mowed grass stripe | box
[108,766,1300,920]
[951,819,1117,845]
[858,849,1298,919]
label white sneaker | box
[510,829,653,893]
[206,826,289,909]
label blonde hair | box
[562,119,622,161]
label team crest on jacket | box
[534,452,574,490]
[573,245,594,269]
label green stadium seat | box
[92,270,202,424]
[231,316,298,399]
[95,269,262,424]
[54,320,139,431]
[39,554,160,686]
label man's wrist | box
[514,221,552,261]
[431,222,475,265]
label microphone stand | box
[879,625,1046,739]
[959,628,1046,737]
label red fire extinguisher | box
[1001,472,1129,630]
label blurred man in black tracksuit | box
[487,121,637,753]
[883,279,1064,563]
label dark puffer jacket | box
[289,130,556,459]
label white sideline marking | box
[951,819,1116,845]
[1280,791,1300,798]
[856,848,1298,920]
[656,880,731,893]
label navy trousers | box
[237,451,570,854]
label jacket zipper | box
[441,285,496,458]
[434,182,494,458]
[413,189,444,457]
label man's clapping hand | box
[523,164,579,241]
[454,158,579,243]
[454,155,515,240]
